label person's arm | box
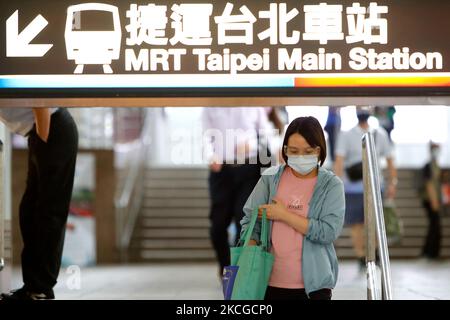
[380,129,397,198]
[32,108,51,142]
[386,157,398,199]
[334,155,345,178]
[264,107,285,166]
[259,199,308,234]
[255,107,274,166]
[240,174,270,245]
[259,180,345,243]
[201,109,221,172]
[267,108,285,134]
[305,180,345,244]
[333,131,346,177]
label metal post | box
[0,140,4,272]
[363,135,378,299]
[362,132,393,300]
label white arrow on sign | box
[6,10,53,57]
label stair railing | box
[362,131,393,300]
[115,109,152,262]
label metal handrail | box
[362,131,393,300]
[115,109,152,261]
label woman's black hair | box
[282,116,327,166]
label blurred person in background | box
[324,106,342,162]
[334,106,397,271]
[202,107,271,276]
[266,106,289,165]
[421,142,443,260]
[374,106,396,142]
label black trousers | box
[19,108,78,294]
[208,164,261,272]
[422,200,441,258]
[324,124,338,162]
[265,286,332,300]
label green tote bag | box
[230,208,274,300]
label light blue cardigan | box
[240,164,345,296]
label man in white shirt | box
[0,107,78,300]
[334,107,397,270]
[202,107,271,275]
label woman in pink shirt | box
[241,116,345,300]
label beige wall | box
[12,149,118,266]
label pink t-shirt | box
[269,167,317,289]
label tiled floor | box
[9,259,450,300]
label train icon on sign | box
[65,3,122,74]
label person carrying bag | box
[223,208,274,300]
[238,117,345,300]
[383,198,403,245]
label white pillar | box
[0,122,12,293]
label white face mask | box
[288,154,319,175]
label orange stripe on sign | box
[294,76,450,87]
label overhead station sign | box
[0,0,449,98]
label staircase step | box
[145,179,207,189]
[336,247,421,258]
[396,185,420,191]
[393,217,428,227]
[145,188,209,198]
[339,226,450,237]
[336,237,421,247]
[143,198,210,208]
[335,236,450,247]
[394,189,419,198]
[336,247,450,258]
[140,218,210,228]
[148,168,415,179]
[144,187,418,199]
[396,180,421,189]
[141,208,209,218]
[398,217,450,227]
[128,168,449,261]
[139,249,215,260]
[391,198,424,208]
[146,168,209,179]
[396,208,426,217]
[138,228,210,239]
[136,239,212,249]
[383,169,416,179]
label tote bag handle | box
[240,208,270,251]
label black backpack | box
[345,130,378,182]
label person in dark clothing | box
[0,108,78,300]
[324,106,341,162]
[421,142,442,259]
[202,107,270,276]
